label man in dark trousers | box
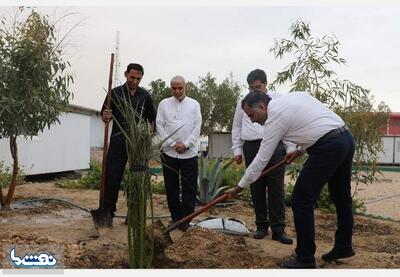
[100,63,156,225]
[231,69,293,244]
[226,91,355,268]
[156,76,202,231]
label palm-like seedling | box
[111,90,178,268]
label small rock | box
[36,236,49,244]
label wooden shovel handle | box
[99,53,115,207]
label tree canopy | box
[269,19,390,192]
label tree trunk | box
[3,135,18,210]
[208,131,213,158]
[207,121,215,158]
[0,180,5,207]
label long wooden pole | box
[164,158,288,234]
[99,53,115,207]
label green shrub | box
[0,161,25,188]
[55,160,128,190]
[220,162,244,188]
[55,161,164,192]
[0,161,10,189]
[79,161,103,189]
[284,183,366,213]
[151,178,165,194]
[55,179,83,189]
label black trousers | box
[161,153,198,223]
[293,129,355,263]
[102,135,127,213]
[243,140,286,234]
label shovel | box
[91,53,115,230]
[164,158,288,234]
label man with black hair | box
[100,63,156,225]
[227,91,355,268]
[231,69,293,244]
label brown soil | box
[1,182,400,269]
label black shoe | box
[90,209,113,229]
[322,247,355,262]
[253,227,268,239]
[272,232,293,245]
[278,256,316,269]
[178,222,191,232]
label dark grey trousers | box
[243,140,286,234]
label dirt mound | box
[156,227,268,268]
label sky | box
[1,1,400,112]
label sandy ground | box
[1,175,400,269]
[352,171,400,221]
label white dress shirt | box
[231,91,296,156]
[156,96,202,159]
[238,92,345,189]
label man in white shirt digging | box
[226,91,355,268]
[156,76,202,232]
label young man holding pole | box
[99,63,156,226]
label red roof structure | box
[384,113,400,136]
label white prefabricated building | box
[0,105,103,175]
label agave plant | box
[197,155,234,205]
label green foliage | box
[0,8,74,207]
[197,156,234,204]
[0,161,11,189]
[148,79,171,110]
[0,8,73,139]
[55,161,163,195]
[0,161,24,189]
[195,73,241,136]
[55,161,113,190]
[220,162,244,189]
[55,178,83,189]
[284,183,366,214]
[336,97,390,195]
[111,90,176,268]
[284,183,294,207]
[150,178,166,194]
[270,19,389,211]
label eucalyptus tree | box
[0,8,74,209]
[269,19,389,194]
